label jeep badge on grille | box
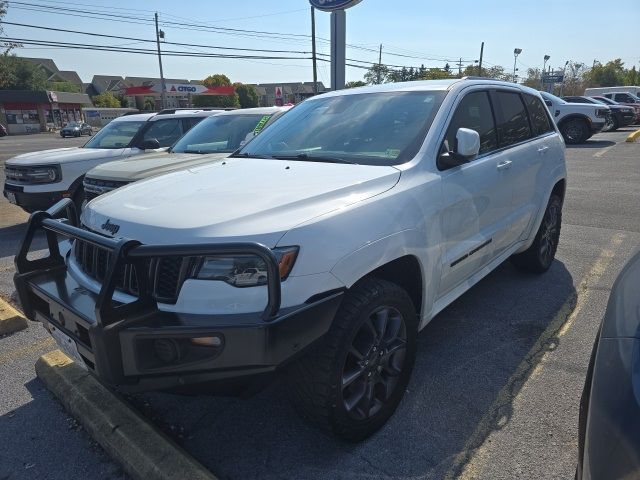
[101,219,120,235]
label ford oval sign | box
[309,0,362,11]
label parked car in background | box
[590,96,639,126]
[15,78,567,440]
[576,250,640,480]
[562,96,635,131]
[0,123,7,137]
[600,92,640,123]
[60,122,93,137]
[540,91,609,144]
[83,106,290,203]
[3,109,220,212]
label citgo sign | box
[308,0,362,11]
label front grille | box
[5,166,35,184]
[74,239,193,304]
[83,177,130,201]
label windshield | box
[541,91,565,104]
[171,114,271,154]
[83,120,146,149]
[594,97,616,105]
[66,122,81,127]
[234,91,446,166]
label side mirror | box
[438,128,480,170]
[544,100,553,107]
[140,138,160,150]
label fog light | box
[154,338,183,363]
[190,336,223,347]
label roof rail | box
[155,107,238,115]
[460,76,505,81]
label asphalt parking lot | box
[1,129,639,480]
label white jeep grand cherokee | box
[15,78,567,440]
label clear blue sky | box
[3,0,639,86]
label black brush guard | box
[14,199,343,392]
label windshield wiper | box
[229,151,272,159]
[270,153,358,165]
[183,149,206,154]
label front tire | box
[511,194,562,273]
[561,118,590,144]
[289,278,418,441]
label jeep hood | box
[82,158,401,247]
[6,147,126,166]
[86,151,230,182]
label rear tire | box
[511,194,562,273]
[288,278,418,441]
[560,118,590,144]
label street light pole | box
[154,12,167,110]
[311,6,318,95]
[513,48,522,83]
[542,54,550,90]
[559,60,569,96]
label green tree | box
[624,66,639,86]
[92,91,121,108]
[345,80,366,89]
[364,63,390,85]
[233,83,260,108]
[0,55,48,90]
[48,81,80,93]
[193,74,240,108]
[118,95,129,108]
[584,59,626,87]
[143,97,156,111]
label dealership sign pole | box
[309,0,362,91]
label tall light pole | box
[541,55,550,90]
[513,48,522,83]
[559,60,569,96]
[311,6,318,94]
[154,12,166,110]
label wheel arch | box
[558,114,591,129]
[330,229,430,318]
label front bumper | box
[14,199,343,393]
[590,120,607,134]
[4,182,67,212]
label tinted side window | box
[493,91,532,147]
[142,119,184,147]
[614,93,633,103]
[442,91,497,157]
[523,93,554,136]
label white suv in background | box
[540,91,609,144]
[3,109,220,212]
[82,107,289,203]
[16,78,566,441]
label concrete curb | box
[0,298,28,335]
[625,129,640,142]
[36,350,217,480]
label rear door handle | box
[497,160,512,171]
[537,146,549,154]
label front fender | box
[330,229,440,324]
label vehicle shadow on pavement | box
[566,140,615,149]
[0,223,48,259]
[131,259,576,480]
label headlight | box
[5,165,60,184]
[194,246,299,287]
[595,108,609,118]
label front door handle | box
[497,160,512,171]
[538,146,549,154]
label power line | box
[1,21,313,54]
[0,37,312,60]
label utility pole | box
[377,44,383,84]
[457,57,463,77]
[311,6,318,94]
[154,12,166,110]
[478,42,484,76]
